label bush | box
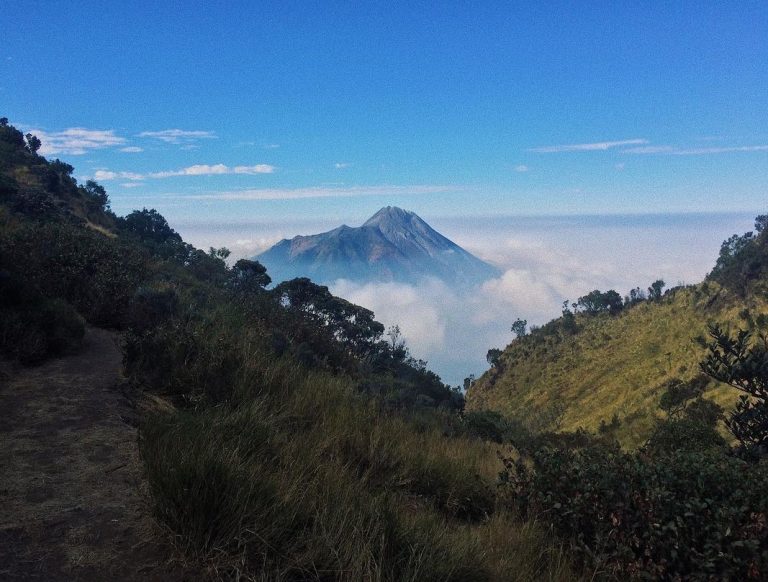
[0,270,85,364]
[502,446,768,579]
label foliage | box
[501,446,768,579]
[576,288,623,315]
[701,325,768,456]
[486,347,502,367]
[0,221,149,327]
[511,317,527,338]
[0,269,85,364]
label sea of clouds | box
[178,212,756,386]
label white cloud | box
[93,169,144,181]
[530,139,648,153]
[92,163,275,181]
[119,182,144,188]
[615,162,626,170]
[188,184,454,201]
[150,163,275,178]
[514,164,529,172]
[264,144,280,149]
[335,162,352,169]
[625,144,768,155]
[29,127,126,155]
[138,129,217,143]
[120,146,143,153]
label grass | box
[469,284,768,448]
[139,330,581,580]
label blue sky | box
[3,2,767,384]
[2,1,767,227]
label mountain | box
[256,206,501,286]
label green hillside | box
[468,232,768,448]
[6,115,768,580]
[0,118,578,580]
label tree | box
[273,278,384,357]
[386,324,408,361]
[700,325,768,455]
[25,132,41,154]
[511,318,527,339]
[120,208,182,245]
[755,215,768,235]
[647,279,665,301]
[486,348,502,367]
[463,374,476,391]
[83,179,109,209]
[229,259,271,293]
[576,289,623,315]
[209,247,231,260]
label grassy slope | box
[468,284,766,448]
[2,121,583,580]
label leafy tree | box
[209,246,231,260]
[120,208,182,245]
[576,289,623,315]
[755,214,768,234]
[229,259,271,293]
[701,325,768,455]
[647,279,665,301]
[625,286,646,306]
[386,324,408,361]
[25,132,41,154]
[486,348,502,367]
[511,318,527,339]
[273,277,384,357]
[83,179,109,209]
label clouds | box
[137,129,217,143]
[150,163,275,178]
[187,184,454,201]
[93,163,275,182]
[625,144,768,155]
[26,126,219,156]
[532,138,768,156]
[530,139,648,153]
[31,128,126,155]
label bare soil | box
[0,327,187,580]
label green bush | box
[502,446,768,579]
[0,270,85,364]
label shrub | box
[502,446,768,579]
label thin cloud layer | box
[138,129,217,143]
[530,139,648,153]
[188,184,455,201]
[31,128,126,155]
[625,144,768,155]
[93,163,275,181]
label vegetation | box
[8,112,768,580]
[0,118,578,580]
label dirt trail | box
[0,328,182,580]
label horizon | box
[3,2,766,384]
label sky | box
[2,2,767,384]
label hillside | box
[256,206,500,286]
[0,118,578,580]
[468,227,768,448]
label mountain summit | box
[256,207,500,286]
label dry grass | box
[469,284,768,448]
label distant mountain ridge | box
[256,206,500,286]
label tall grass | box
[137,312,580,580]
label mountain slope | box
[256,206,500,286]
[467,224,768,448]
